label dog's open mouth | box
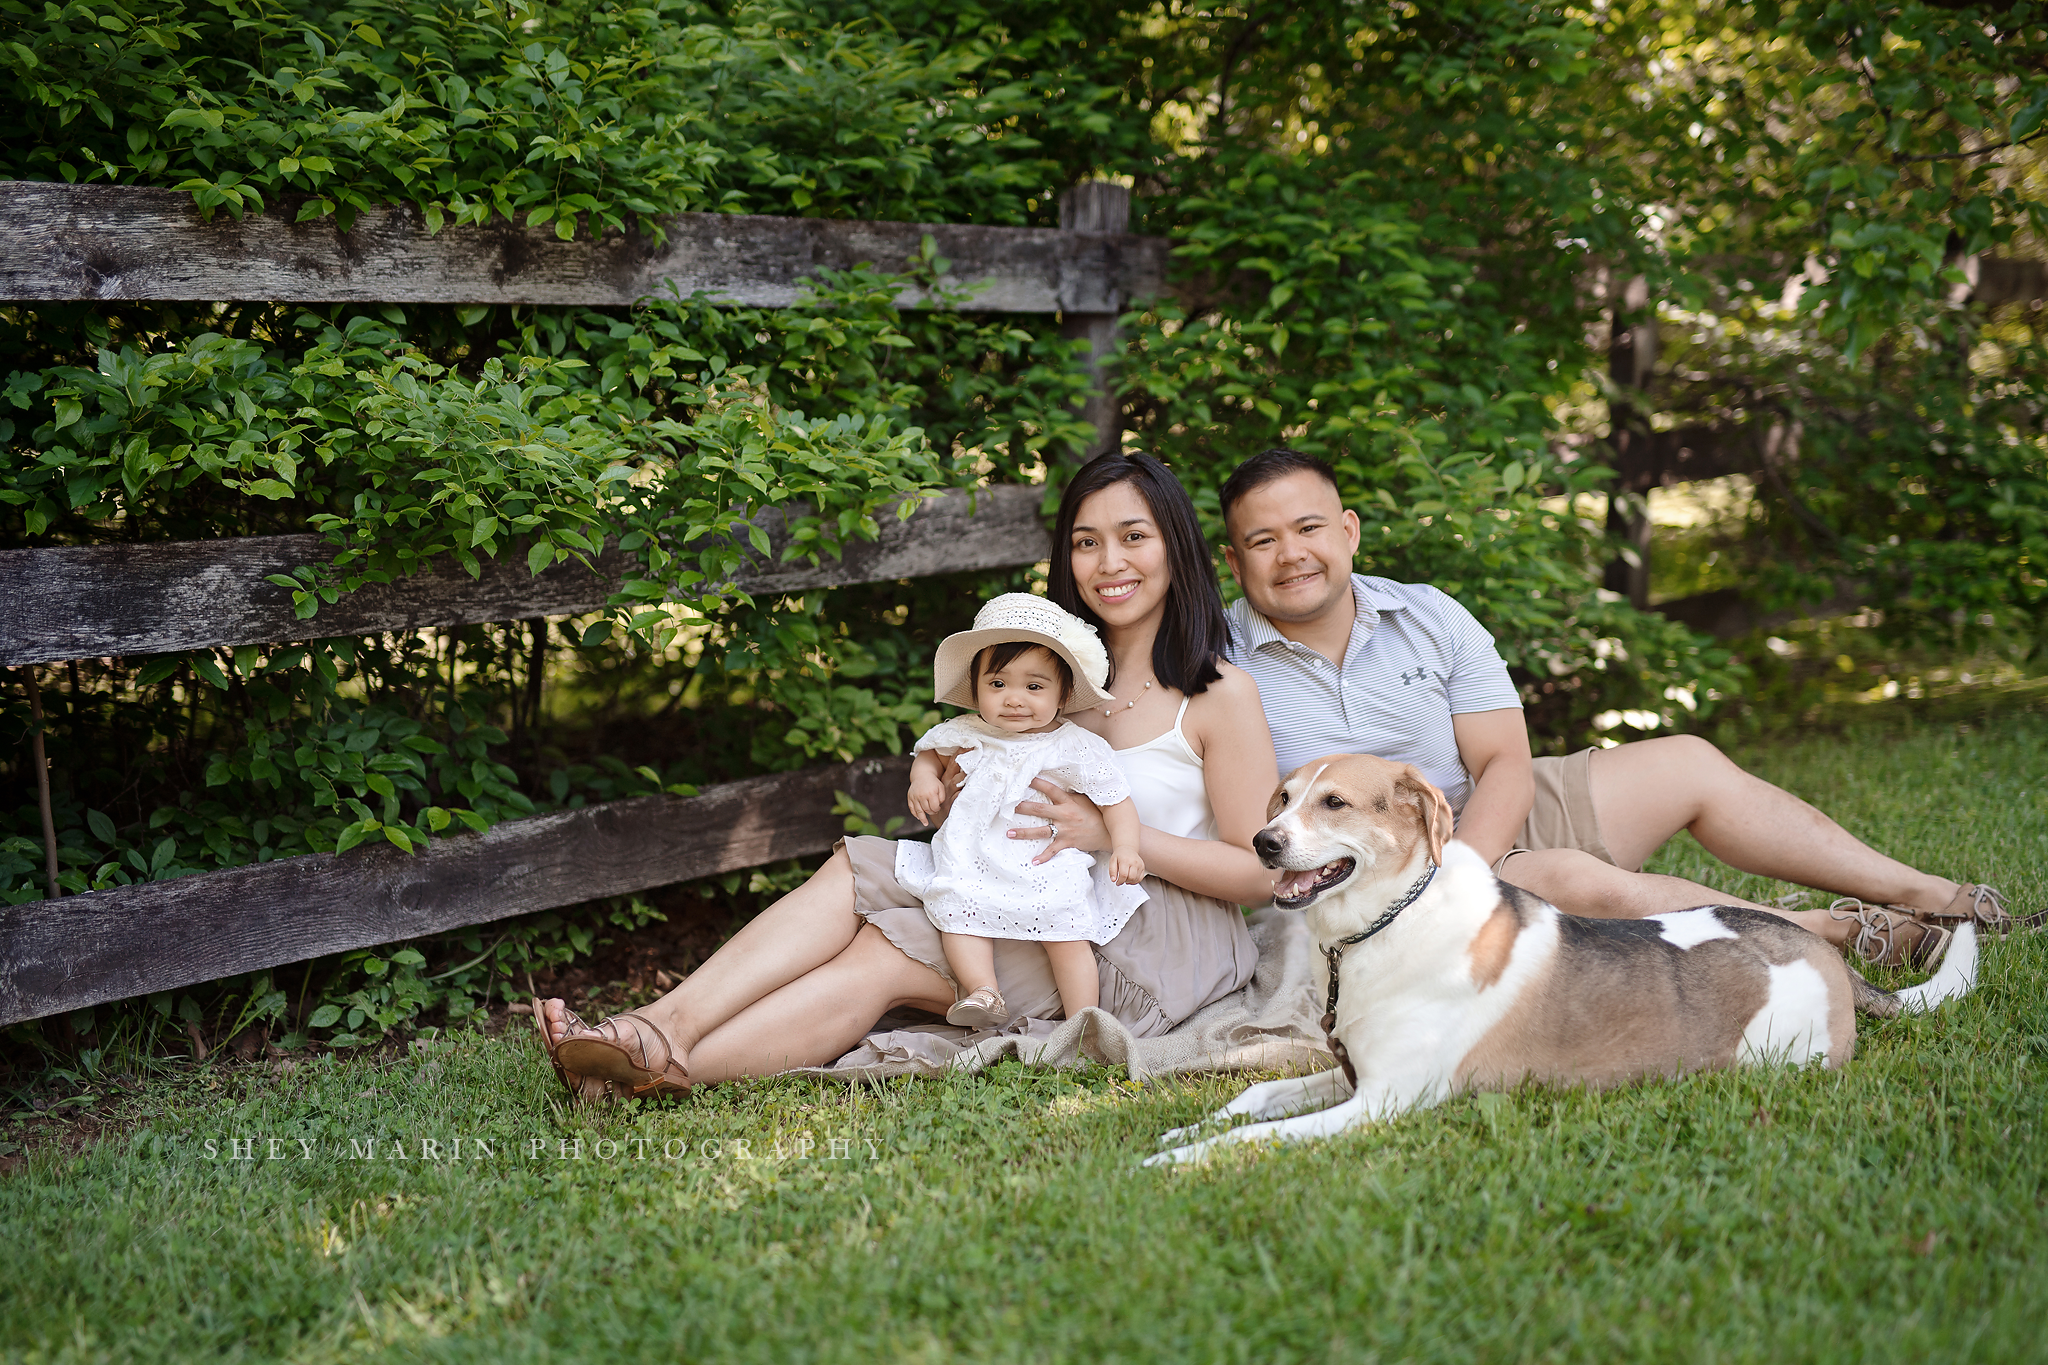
[1273,858,1355,909]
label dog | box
[1146,754,1977,1166]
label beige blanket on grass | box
[801,907,1332,1083]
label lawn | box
[2,704,2044,1364]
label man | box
[1217,447,2024,963]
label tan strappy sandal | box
[1827,898,1952,970]
[553,1008,692,1099]
[533,1001,625,1102]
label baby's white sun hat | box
[932,593,1115,715]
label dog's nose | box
[1252,827,1287,864]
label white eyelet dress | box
[893,716,1149,944]
[842,695,1258,1036]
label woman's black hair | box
[973,641,1073,702]
[1047,453,1230,696]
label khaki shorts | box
[1494,746,1616,873]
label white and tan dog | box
[1147,754,1977,1166]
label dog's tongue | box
[1277,868,1323,899]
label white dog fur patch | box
[1737,959,1833,1066]
[1647,908,1740,950]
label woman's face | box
[1069,480,1173,632]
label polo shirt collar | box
[1241,575,1405,656]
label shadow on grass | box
[1,699,2044,1363]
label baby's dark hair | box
[974,641,1073,701]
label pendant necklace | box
[1103,678,1155,716]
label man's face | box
[1223,470,1361,624]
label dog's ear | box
[1395,767,1455,865]
[1265,781,1290,822]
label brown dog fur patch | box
[1467,879,1541,989]
[1456,907,1858,1089]
[1467,905,1520,989]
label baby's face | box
[975,647,1068,734]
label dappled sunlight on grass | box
[2,711,2045,1362]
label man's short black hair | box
[1218,448,1342,528]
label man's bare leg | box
[1503,735,1962,949]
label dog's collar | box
[1319,861,1437,1088]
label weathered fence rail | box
[0,180,1165,312]
[0,754,916,1027]
[0,484,1048,667]
[1,180,1137,1026]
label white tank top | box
[1114,696,1215,841]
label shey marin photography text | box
[194,1134,887,1163]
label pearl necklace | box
[1103,678,1155,716]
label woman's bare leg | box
[542,846,871,1064]
[1043,940,1100,1016]
[686,924,953,1082]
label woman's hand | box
[1009,778,1111,865]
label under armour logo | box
[1399,668,1433,686]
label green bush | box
[11,0,2039,1055]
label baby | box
[897,593,1147,1028]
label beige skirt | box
[841,835,1258,1039]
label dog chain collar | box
[1319,861,1437,1088]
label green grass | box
[2,709,2045,1363]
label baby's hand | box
[907,774,946,827]
[1108,850,1145,886]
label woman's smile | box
[1069,482,1171,626]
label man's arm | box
[1450,708,1534,865]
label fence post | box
[1603,271,1658,608]
[1059,182,1132,463]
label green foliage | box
[1116,14,1748,740]
[0,0,1118,231]
[8,0,2043,1057]
[1,0,722,233]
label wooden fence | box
[0,181,1144,1027]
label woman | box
[539,454,1283,1096]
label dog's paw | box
[1141,1140,1212,1168]
[1155,1109,1239,1148]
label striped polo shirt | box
[1225,575,1523,813]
